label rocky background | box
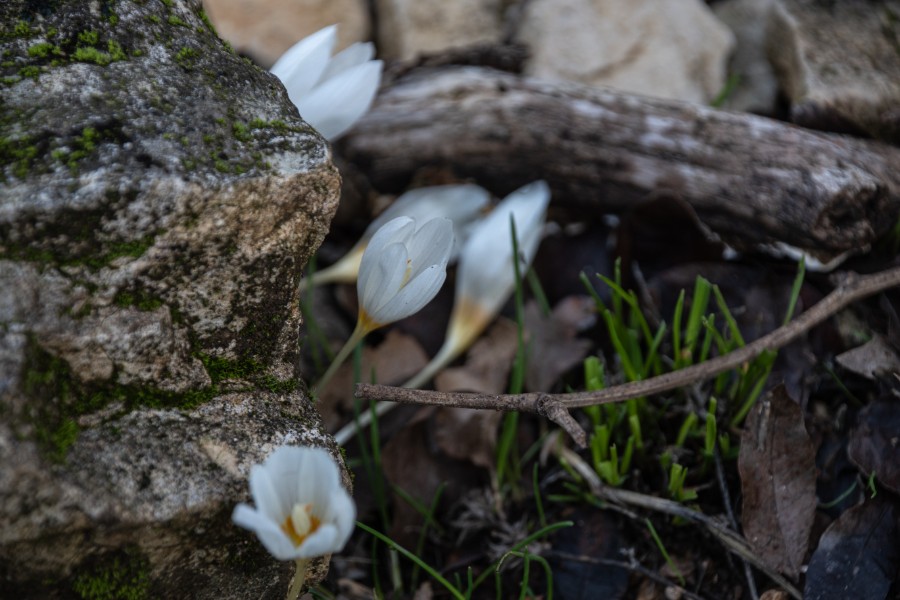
[207,0,900,141]
[1,0,340,597]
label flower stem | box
[315,320,367,392]
[286,558,310,600]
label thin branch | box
[355,265,900,446]
[554,445,802,599]
[714,445,759,600]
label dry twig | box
[553,444,802,599]
[354,265,900,446]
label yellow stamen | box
[281,503,321,547]
[401,257,413,286]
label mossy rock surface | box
[0,0,342,597]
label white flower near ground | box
[404,181,551,388]
[270,25,383,141]
[232,446,355,561]
[308,184,489,288]
[315,216,454,390]
[333,183,550,444]
[357,215,454,329]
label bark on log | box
[339,67,900,261]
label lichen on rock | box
[0,0,343,597]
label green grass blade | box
[783,258,806,326]
[471,521,574,592]
[645,519,685,586]
[357,521,466,600]
[685,277,712,353]
[712,285,745,347]
[526,269,551,317]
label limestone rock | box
[202,0,372,68]
[0,0,342,596]
[1,393,335,599]
[376,0,503,61]
[767,0,900,143]
[514,0,735,104]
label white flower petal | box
[321,42,375,82]
[298,449,343,509]
[362,242,409,318]
[247,463,286,522]
[456,181,550,306]
[270,25,336,101]
[372,265,446,324]
[405,217,454,279]
[454,180,550,322]
[297,60,383,140]
[356,216,454,326]
[323,483,357,543]
[297,524,342,558]
[233,446,356,561]
[366,184,490,236]
[358,217,413,297]
[232,504,298,560]
[263,446,324,506]
[362,216,415,261]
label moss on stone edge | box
[72,549,150,600]
[18,335,298,462]
[1,1,318,180]
[0,124,128,183]
[0,230,156,271]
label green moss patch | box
[72,549,150,600]
[17,333,297,462]
[72,40,126,66]
[1,122,128,182]
[18,337,214,462]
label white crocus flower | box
[306,184,490,289]
[404,181,551,388]
[271,25,383,141]
[232,446,355,598]
[334,182,550,445]
[315,216,454,390]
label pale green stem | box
[315,320,367,392]
[298,246,365,294]
[401,338,461,389]
[285,558,310,600]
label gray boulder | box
[768,0,900,143]
[0,0,342,597]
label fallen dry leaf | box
[380,411,489,550]
[524,297,595,392]
[835,334,900,379]
[847,396,900,494]
[738,385,817,579]
[319,330,428,430]
[435,317,519,394]
[432,407,503,472]
[804,497,899,600]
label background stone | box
[202,0,371,68]
[513,0,735,103]
[767,0,900,143]
[376,0,503,61]
[0,0,342,596]
[713,0,779,114]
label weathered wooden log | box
[340,67,900,261]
